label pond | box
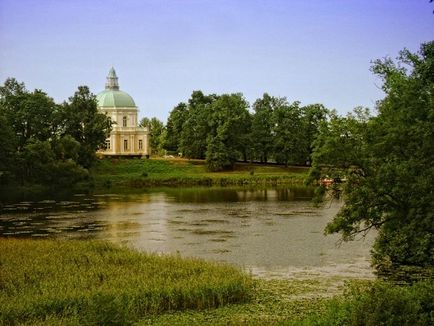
[0,187,375,278]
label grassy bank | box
[90,158,309,190]
[0,238,337,325]
[0,158,309,202]
[2,239,430,325]
[0,239,252,325]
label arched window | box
[123,116,127,127]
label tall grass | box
[0,239,252,325]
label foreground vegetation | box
[0,239,252,325]
[90,158,309,190]
[143,279,434,326]
[1,239,432,325]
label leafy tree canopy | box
[310,42,434,277]
[0,80,111,189]
[140,117,165,156]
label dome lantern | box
[105,67,119,90]
[97,68,136,108]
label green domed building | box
[97,68,149,156]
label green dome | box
[96,89,136,108]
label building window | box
[123,116,127,127]
[105,139,111,150]
[124,139,128,151]
[138,139,143,150]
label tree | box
[205,93,251,170]
[272,101,307,166]
[0,78,61,184]
[164,103,188,153]
[179,91,217,159]
[205,134,231,171]
[59,86,112,168]
[139,117,150,129]
[310,42,434,277]
[0,114,17,182]
[251,94,280,163]
[140,117,165,156]
[0,78,58,149]
[0,80,111,190]
[300,103,328,165]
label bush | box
[308,281,434,326]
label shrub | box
[307,281,434,326]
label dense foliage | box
[0,79,111,188]
[307,281,434,326]
[139,117,165,156]
[309,42,434,277]
[158,91,328,171]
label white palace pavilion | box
[96,68,150,157]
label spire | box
[105,67,119,90]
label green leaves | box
[310,41,434,276]
[60,86,112,168]
[0,79,111,189]
[164,91,328,170]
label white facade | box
[96,68,150,157]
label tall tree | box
[272,101,307,166]
[0,78,57,149]
[179,91,217,159]
[164,102,188,153]
[59,86,112,168]
[300,103,328,165]
[205,93,251,170]
[0,114,17,181]
[251,94,280,163]
[310,42,434,277]
[0,79,93,187]
[140,117,165,156]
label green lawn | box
[90,158,309,190]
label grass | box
[89,157,309,190]
[0,236,340,325]
[5,239,421,325]
[0,239,252,325]
[140,279,336,325]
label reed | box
[0,239,252,325]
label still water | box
[0,187,375,278]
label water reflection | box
[0,187,374,278]
[163,187,314,203]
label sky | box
[0,0,433,122]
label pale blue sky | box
[1,0,433,121]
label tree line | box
[141,92,329,171]
[0,79,112,188]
